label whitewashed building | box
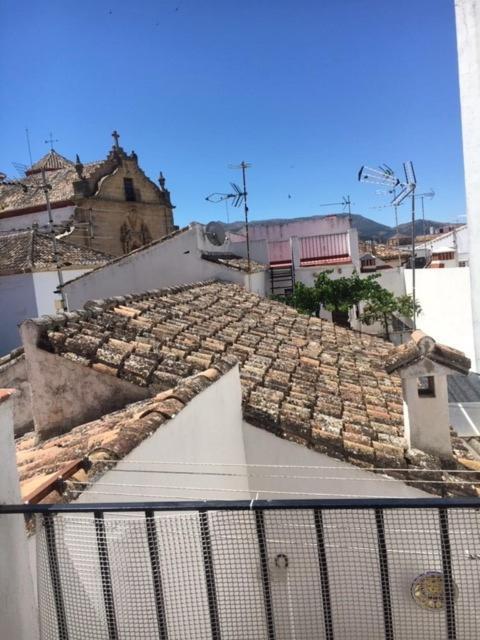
[0,229,110,354]
[61,223,269,310]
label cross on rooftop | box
[44,132,59,151]
[112,130,120,148]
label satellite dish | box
[205,221,226,246]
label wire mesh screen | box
[36,505,480,639]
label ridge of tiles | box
[27,280,479,495]
[16,356,237,502]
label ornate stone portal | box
[120,209,152,253]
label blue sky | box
[0,0,465,228]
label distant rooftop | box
[0,229,112,276]
[201,251,267,273]
[25,149,74,176]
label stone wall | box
[69,156,174,256]
[21,321,149,440]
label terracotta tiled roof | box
[0,161,101,215]
[23,281,478,495]
[0,229,112,276]
[25,150,74,175]
[201,252,267,273]
[386,331,471,375]
[0,346,24,371]
[16,358,235,501]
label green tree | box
[361,291,420,340]
[281,269,420,339]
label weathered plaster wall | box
[0,354,33,435]
[234,215,351,243]
[21,320,149,439]
[0,272,37,354]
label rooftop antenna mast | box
[318,195,353,224]
[25,128,33,166]
[359,162,418,329]
[206,161,253,284]
[41,168,67,310]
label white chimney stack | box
[386,331,471,459]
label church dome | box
[26,149,74,176]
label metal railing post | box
[145,510,169,640]
[94,511,118,640]
[314,509,334,640]
[44,513,69,640]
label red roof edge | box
[0,388,15,404]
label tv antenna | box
[359,161,418,329]
[206,161,252,279]
[12,162,28,178]
[318,195,352,218]
[25,128,33,166]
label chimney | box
[385,331,471,459]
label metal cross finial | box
[44,132,59,151]
[112,130,120,148]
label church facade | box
[0,132,176,256]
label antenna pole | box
[421,195,426,238]
[41,169,67,311]
[25,128,33,167]
[392,188,401,269]
[240,161,252,279]
[411,187,417,329]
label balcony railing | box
[2,497,480,639]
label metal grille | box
[31,500,480,639]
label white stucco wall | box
[405,268,476,371]
[399,361,453,458]
[242,423,428,499]
[79,365,250,503]
[0,205,75,232]
[0,394,38,640]
[32,268,94,316]
[456,0,480,371]
[0,272,37,354]
[63,225,268,310]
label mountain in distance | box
[217,213,457,241]
[396,219,461,238]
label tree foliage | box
[281,269,420,339]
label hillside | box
[217,213,455,241]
